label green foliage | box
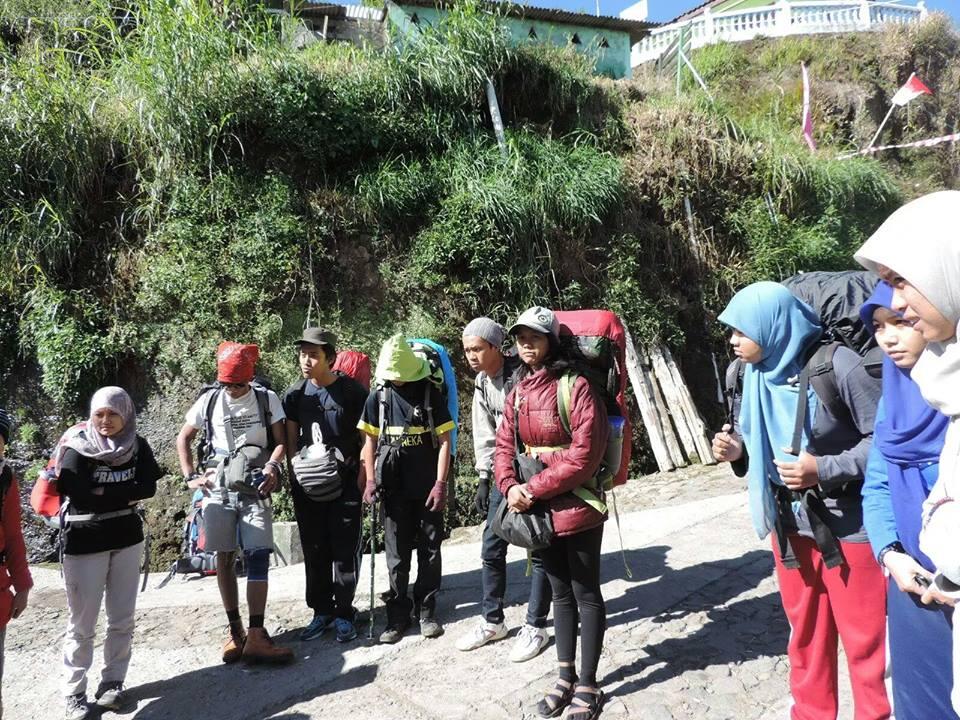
[136,171,304,384]
[19,279,118,406]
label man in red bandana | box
[176,342,293,665]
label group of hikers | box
[0,189,958,720]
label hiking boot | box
[510,624,549,663]
[64,693,89,720]
[222,629,247,664]
[242,627,295,664]
[300,614,334,641]
[456,620,507,651]
[379,623,408,644]
[94,681,126,710]
[334,617,358,643]
[419,616,443,639]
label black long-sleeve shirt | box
[59,436,162,555]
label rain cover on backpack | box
[30,421,87,526]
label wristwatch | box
[878,541,906,567]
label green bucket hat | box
[375,333,430,383]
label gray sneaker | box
[379,624,407,644]
[64,693,89,720]
[95,681,125,710]
[419,617,443,638]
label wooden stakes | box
[622,324,716,472]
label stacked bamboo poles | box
[623,326,715,472]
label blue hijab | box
[719,282,822,539]
[859,282,948,464]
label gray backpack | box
[292,423,343,502]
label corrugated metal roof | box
[392,0,655,43]
[291,3,387,21]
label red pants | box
[773,535,890,720]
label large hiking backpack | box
[406,338,459,455]
[194,379,276,469]
[30,421,87,527]
[555,310,632,493]
[158,489,220,588]
[332,350,372,390]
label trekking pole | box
[368,496,378,640]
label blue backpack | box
[407,338,458,455]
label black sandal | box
[537,664,577,718]
[563,686,604,720]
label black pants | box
[540,524,605,686]
[382,494,444,627]
[291,479,362,620]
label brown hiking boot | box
[242,627,294,665]
[222,630,246,664]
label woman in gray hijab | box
[56,387,161,720]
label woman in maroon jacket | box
[495,306,609,720]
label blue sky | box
[543,0,960,24]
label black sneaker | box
[95,681,125,710]
[64,693,89,720]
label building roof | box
[391,0,655,43]
[282,3,387,21]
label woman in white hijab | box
[855,190,960,712]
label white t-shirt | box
[185,387,286,454]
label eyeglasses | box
[222,382,247,389]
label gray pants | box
[62,542,142,696]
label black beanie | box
[0,408,11,444]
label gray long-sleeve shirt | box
[733,346,881,542]
[472,355,519,479]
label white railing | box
[632,0,926,66]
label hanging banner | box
[839,132,960,160]
[801,62,816,152]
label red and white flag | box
[801,62,816,151]
[891,73,933,106]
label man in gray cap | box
[456,318,551,662]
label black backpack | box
[725,270,883,452]
[195,377,276,469]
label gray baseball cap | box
[508,306,560,341]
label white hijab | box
[854,191,960,415]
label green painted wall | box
[388,3,634,79]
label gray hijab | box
[56,386,138,471]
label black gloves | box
[474,476,491,515]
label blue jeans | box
[481,484,551,627]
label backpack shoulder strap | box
[724,359,744,427]
[423,381,437,448]
[806,343,845,422]
[204,388,220,442]
[557,372,577,437]
[0,464,11,519]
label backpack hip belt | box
[64,507,139,526]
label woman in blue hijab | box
[713,281,890,720]
[860,281,955,720]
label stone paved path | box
[5,465,861,719]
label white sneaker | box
[509,624,549,662]
[456,620,507,651]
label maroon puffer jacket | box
[494,368,609,537]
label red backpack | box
[30,421,87,526]
[332,350,372,390]
[555,310,632,489]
